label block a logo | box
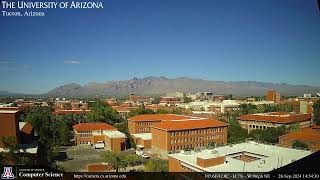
[1,167,15,179]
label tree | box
[228,117,248,143]
[239,104,258,115]
[102,151,128,173]
[125,154,143,166]
[144,159,168,172]
[56,120,72,146]
[86,100,118,124]
[288,123,300,132]
[248,125,287,144]
[313,99,320,125]
[128,108,154,117]
[0,136,31,165]
[183,94,192,103]
[151,96,160,104]
[10,102,18,107]
[292,141,308,149]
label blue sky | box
[0,0,320,94]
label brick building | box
[278,126,320,152]
[73,123,126,152]
[0,110,20,147]
[238,112,312,133]
[266,89,281,103]
[128,114,196,134]
[151,119,228,158]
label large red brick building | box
[238,112,312,133]
[73,123,126,152]
[128,114,193,134]
[151,119,228,158]
[0,110,20,147]
[279,126,320,152]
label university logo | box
[1,167,15,179]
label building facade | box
[73,123,126,152]
[266,89,281,103]
[0,110,20,147]
[127,114,193,134]
[151,119,228,158]
[278,126,320,152]
[238,112,312,133]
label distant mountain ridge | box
[45,77,320,97]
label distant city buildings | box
[238,112,312,133]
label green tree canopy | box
[227,117,248,143]
[102,151,128,173]
[86,100,118,124]
[292,141,308,149]
[144,159,168,172]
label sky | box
[0,0,320,94]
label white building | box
[168,142,312,172]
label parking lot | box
[56,145,107,172]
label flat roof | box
[128,114,199,122]
[131,133,152,140]
[238,112,311,124]
[152,119,228,131]
[0,110,19,113]
[168,142,311,172]
[103,131,126,138]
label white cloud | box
[64,60,81,64]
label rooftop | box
[279,126,320,143]
[131,133,152,140]
[0,110,19,114]
[238,112,311,124]
[152,119,228,131]
[168,142,312,172]
[73,123,117,132]
[19,122,33,134]
[103,131,126,138]
[128,114,198,122]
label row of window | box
[137,122,157,126]
[80,134,92,138]
[170,135,223,144]
[249,125,268,130]
[79,131,92,134]
[170,143,208,150]
[170,128,223,136]
[138,128,150,132]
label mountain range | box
[45,77,320,97]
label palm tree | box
[102,151,128,173]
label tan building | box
[238,112,312,133]
[151,119,228,158]
[266,89,281,103]
[73,123,126,152]
[278,126,320,152]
